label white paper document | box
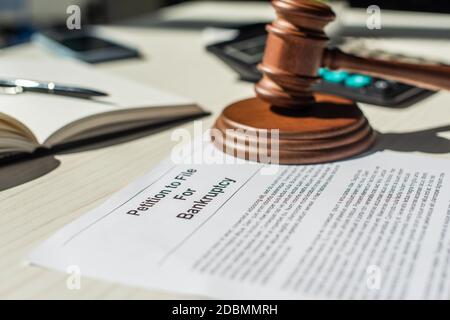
[29,143,450,299]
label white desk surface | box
[1,2,450,299]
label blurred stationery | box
[29,140,450,299]
[0,78,108,98]
[0,58,205,158]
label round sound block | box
[211,93,376,164]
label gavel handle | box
[322,48,450,92]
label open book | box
[0,58,205,158]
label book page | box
[29,142,450,299]
[0,58,194,144]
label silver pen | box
[0,78,108,98]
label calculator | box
[206,23,434,107]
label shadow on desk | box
[0,156,61,192]
[373,125,450,154]
[0,114,209,192]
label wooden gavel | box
[212,0,450,165]
[256,0,450,109]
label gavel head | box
[255,0,335,108]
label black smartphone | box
[34,28,140,64]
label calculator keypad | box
[207,25,434,107]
